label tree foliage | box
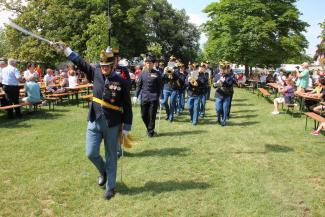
[203,0,309,66]
[1,0,200,64]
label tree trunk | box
[244,64,249,77]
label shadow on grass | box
[230,114,258,119]
[232,98,248,102]
[0,110,66,128]
[232,103,254,107]
[158,130,206,137]
[125,147,189,157]
[227,121,259,126]
[231,109,258,113]
[118,180,210,195]
[232,144,294,154]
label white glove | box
[132,96,138,104]
[122,130,129,136]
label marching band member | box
[161,55,180,122]
[213,61,235,127]
[54,43,132,200]
[176,63,187,115]
[135,53,162,137]
[198,63,208,118]
[186,64,202,125]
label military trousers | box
[141,100,158,136]
[86,116,120,190]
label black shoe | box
[98,174,107,187]
[103,188,115,200]
[165,116,169,120]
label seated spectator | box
[68,69,78,87]
[22,75,41,111]
[44,68,57,92]
[23,63,39,82]
[310,122,325,137]
[55,72,69,93]
[236,73,246,87]
[308,78,325,113]
[310,80,322,94]
[271,78,295,115]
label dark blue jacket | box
[185,74,202,97]
[135,68,162,102]
[198,72,208,95]
[68,52,132,131]
[163,69,180,91]
[176,71,187,91]
[213,73,235,99]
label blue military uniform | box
[66,49,132,195]
[176,70,187,114]
[162,66,180,121]
[213,72,234,126]
[198,71,208,118]
[185,73,202,125]
[135,66,162,137]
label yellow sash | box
[92,97,122,112]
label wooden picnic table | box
[267,83,279,98]
[65,83,93,106]
[295,92,321,112]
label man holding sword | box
[54,42,133,200]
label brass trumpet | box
[189,71,199,87]
[164,66,174,79]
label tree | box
[1,0,200,64]
[203,0,309,73]
[147,42,162,57]
[0,27,11,57]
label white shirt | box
[44,74,55,86]
[1,65,21,86]
[24,70,38,80]
[0,68,3,83]
[68,76,78,87]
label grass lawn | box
[0,88,324,217]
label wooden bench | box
[0,102,30,111]
[304,112,325,130]
[46,92,74,104]
[257,88,271,98]
[43,97,59,111]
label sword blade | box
[6,20,54,45]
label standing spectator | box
[296,62,309,93]
[1,59,22,118]
[23,63,38,81]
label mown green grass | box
[0,88,324,217]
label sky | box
[167,0,324,56]
[1,0,323,56]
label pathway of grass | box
[0,88,324,217]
